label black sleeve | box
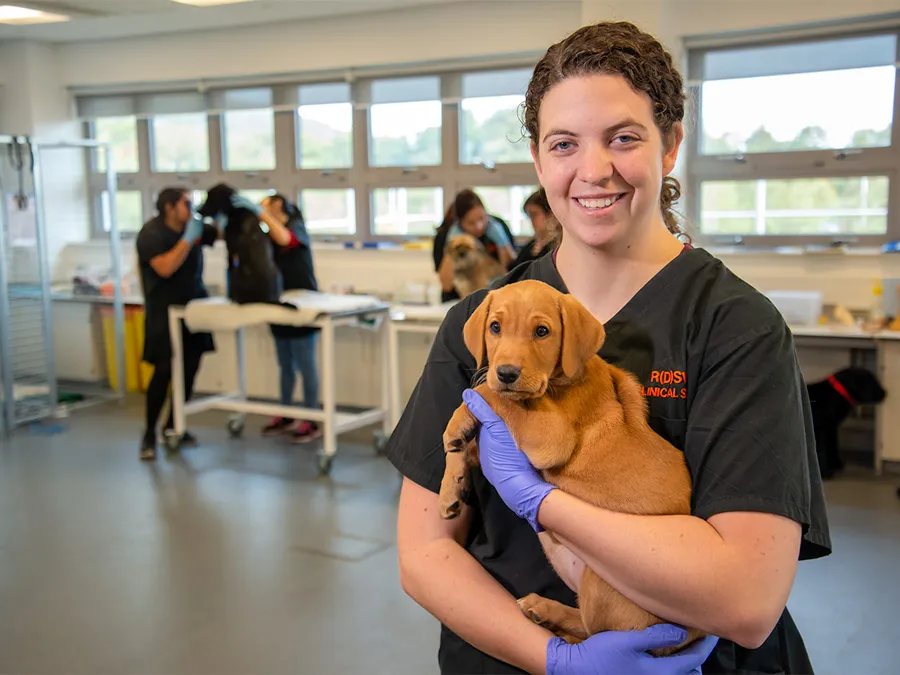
[383,295,482,493]
[684,312,831,558]
[200,223,219,247]
[136,225,170,264]
[433,230,447,272]
[512,239,536,269]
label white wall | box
[0,42,34,134]
[52,0,900,90]
[56,1,583,88]
[0,40,92,285]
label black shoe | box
[140,432,157,461]
[162,429,198,450]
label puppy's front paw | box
[517,593,544,623]
[438,450,470,519]
[438,495,461,519]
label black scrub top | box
[511,236,553,270]
[384,247,831,675]
[136,217,217,365]
[270,215,319,340]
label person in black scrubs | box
[386,21,831,675]
[136,188,219,460]
[249,194,322,444]
[511,189,555,269]
[433,189,517,302]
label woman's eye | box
[613,134,637,145]
[551,141,573,152]
[490,321,501,335]
[534,325,550,338]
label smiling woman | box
[387,20,830,675]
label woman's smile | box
[573,192,628,215]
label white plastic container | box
[765,290,823,326]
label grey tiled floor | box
[1,398,898,674]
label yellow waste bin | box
[100,305,144,393]
[133,308,155,391]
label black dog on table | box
[198,183,282,305]
[807,366,886,479]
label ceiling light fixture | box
[0,4,69,24]
[170,0,257,6]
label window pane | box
[151,113,210,172]
[223,109,275,171]
[236,189,275,205]
[298,103,353,169]
[191,190,207,210]
[700,176,889,236]
[301,189,356,235]
[94,116,139,173]
[474,185,539,236]
[701,66,895,154]
[372,187,443,235]
[102,191,143,233]
[461,96,530,164]
[369,101,441,167]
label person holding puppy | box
[386,21,830,675]
[136,188,219,461]
[256,194,322,444]
[434,189,517,302]
[217,189,322,442]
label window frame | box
[684,25,900,248]
[83,64,543,244]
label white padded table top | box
[390,301,458,323]
[182,291,385,333]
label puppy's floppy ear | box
[558,293,605,378]
[463,293,492,367]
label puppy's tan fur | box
[438,280,705,653]
[446,234,505,299]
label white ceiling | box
[0,0,464,42]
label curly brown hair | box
[524,21,688,240]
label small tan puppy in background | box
[446,234,505,299]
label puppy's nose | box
[496,365,521,385]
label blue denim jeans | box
[273,332,319,411]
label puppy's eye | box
[534,325,550,338]
[489,321,501,335]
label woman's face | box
[525,204,548,238]
[531,73,682,250]
[262,196,288,224]
[459,205,488,237]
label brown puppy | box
[446,234,505,299]
[438,279,705,653]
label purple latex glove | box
[547,625,719,675]
[462,389,555,532]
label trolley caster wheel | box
[317,454,334,476]
[164,433,182,452]
[373,430,389,456]
[227,415,245,438]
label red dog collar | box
[828,375,856,406]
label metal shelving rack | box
[0,136,126,436]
